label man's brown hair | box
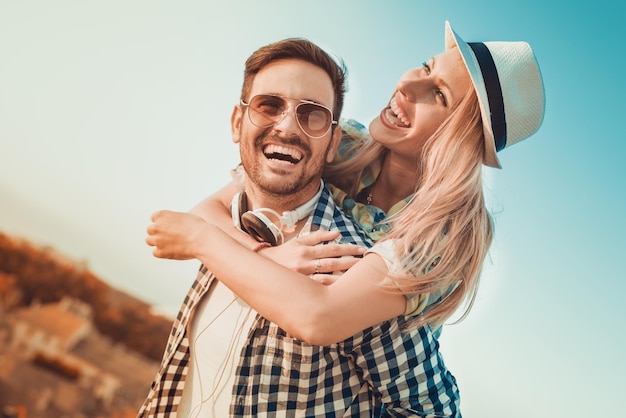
[240,38,347,121]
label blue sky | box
[1,1,624,416]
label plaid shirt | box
[138,184,461,417]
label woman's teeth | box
[389,98,411,127]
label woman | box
[147,21,544,411]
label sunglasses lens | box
[247,95,333,137]
[249,95,286,127]
[296,104,332,137]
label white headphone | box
[230,181,322,246]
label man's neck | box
[245,181,322,214]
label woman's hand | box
[146,210,213,260]
[259,229,367,281]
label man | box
[140,38,459,417]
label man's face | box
[232,59,339,199]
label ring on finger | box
[314,259,321,274]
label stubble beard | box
[241,131,327,197]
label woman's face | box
[369,47,472,157]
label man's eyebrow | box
[261,93,330,107]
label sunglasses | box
[240,94,337,138]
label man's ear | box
[326,124,342,163]
[231,105,243,144]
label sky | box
[1,1,624,416]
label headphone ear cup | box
[237,192,249,232]
[240,212,279,246]
[230,192,248,231]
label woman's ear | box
[326,124,342,163]
[231,105,243,144]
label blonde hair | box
[325,87,493,329]
[323,132,388,199]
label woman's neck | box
[368,153,419,213]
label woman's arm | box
[189,181,259,249]
[147,210,405,345]
[185,181,366,274]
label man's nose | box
[272,106,303,137]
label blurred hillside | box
[0,230,175,416]
[0,230,171,361]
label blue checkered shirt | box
[138,183,461,417]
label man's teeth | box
[389,98,411,127]
[263,144,303,163]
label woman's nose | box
[397,68,427,102]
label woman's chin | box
[369,114,391,142]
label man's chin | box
[258,174,319,197]
[260,182,301,196]
[251,174,299,196]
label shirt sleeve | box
[366,240,432,317]
[366,240,461,320]
[334,118,370,161]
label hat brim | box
[444,21,501,168]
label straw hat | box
[445,21,545,168]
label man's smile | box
[262,144,304,164]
